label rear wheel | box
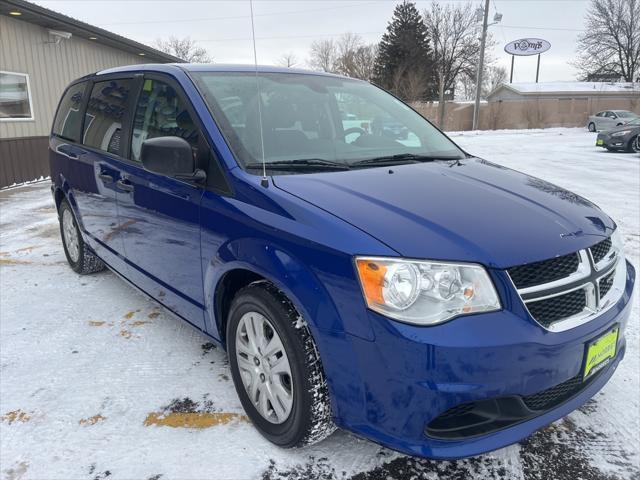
[227,282,336,447]
[59,199,105,274]
[588,122,596,132]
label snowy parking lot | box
[1,128,638,480]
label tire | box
[627,135,639,153]
[58,199,105,274]
[588,122,596,132]
[227,282,336,448]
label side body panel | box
[117,159,206,328]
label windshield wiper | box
[352,153,463,167]
[244,159,350,171]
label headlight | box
[611,130,631,137]
[355,257,501,325]
[611,228,625,258]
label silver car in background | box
[587,110,639,132]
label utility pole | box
[472,0,490,131]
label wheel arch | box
[53,185,66,211]
[52,175,86,232]
[203,238,374,346]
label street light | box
[472,1,502,131]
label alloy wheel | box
[62,208,80,263]
[235,311,294,424]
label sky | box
[34,0,591,83]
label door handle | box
[117,179,134,193]
[98,173,113,183]
[56,146,78,159]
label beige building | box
[413,82,640,132]
[0,0,181,188]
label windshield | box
[616,111,636,118]
[191,72,464,171]
[627,117,640,125]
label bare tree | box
[334,34,378,81]
[456,73,476,101]
[308,34,378,81]
[483,65,508,97]
[573,0,640,81]
[154,36,212,63]
[455,58,502,101]
[423,1,482,127]
[390,62,429,102]
[277,52,298,68]
[308,39,338,72]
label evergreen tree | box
[373,1,435,101]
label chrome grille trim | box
[517,250,591,296]
[508,238,626,332]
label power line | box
[192,31,384,43]
[500,24,585,32]
[491,0,508,45]
[186,23,583,44]
[97,2,378,26]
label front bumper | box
[325,261,635,459]
[596,133,629,150]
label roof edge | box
[1,0,184,63]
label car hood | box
[601,123,640,134]
[273,158,615,269]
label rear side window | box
[130,78,199,162]
[52,82,87,142]
[83,79,134,155]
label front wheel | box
[628,135,639,153]
[59,199,105,274]
[227,282,336,447]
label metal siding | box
[0,14,147,140]
[0,137,48,187]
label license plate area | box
[596,139,604,146]
[583,325,619,381]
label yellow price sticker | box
[584,327,618,380]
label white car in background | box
[587,110,639,132]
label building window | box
[0,71,34,121]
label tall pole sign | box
[504,38,551,83]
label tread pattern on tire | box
[78,247,106,274]
[244,281,337,447]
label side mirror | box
[140,136,206,182]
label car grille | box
[507,235,622,331]
[526,289,587,329]
[436,402,476,420]
[591,238,612,264]
[508,252,579,289]
[426,370,601,440]
[599,270,615,298]
[522,373,585,410]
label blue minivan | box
[49,64,635,459]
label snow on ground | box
[0,128,638,480]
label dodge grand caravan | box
[49,64,635,459]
